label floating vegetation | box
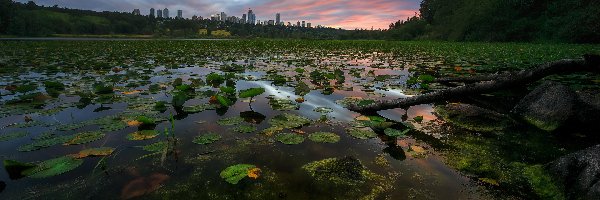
[18,135,75,152]
[302,156,367,186]
[0,131,29,142]
[220,164,260,184]
[308,132,341,143]
[182,103,216,113]
[141,141,168,152]
[192,133,221,145]
[384,128,409,138]
[73,147,115,159]
[6,156,85,179]
[275,133,305,145]
[346,127,377,139]
[239,88,265,98]
[268,97,299,110]
[217,116,245,126]
[126,130,159,141]
[64,131,105,145]
[232,125,257,133]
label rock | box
[547,144,600,200]
[511,81,577,132]
[435,103,513,132]
[574,90,600,128]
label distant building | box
[268,20,275,25]
[150,8,155,17]
[177,10,183,19]
[221,12,227,22]
[248,9,256,24]
[132,9,141,16]
[287,22,292,26]
[307,23,312,28]
[163,8,169,19]
[302,21,305,27]
[296,21,300,27]
[276,13,281,25]
[157,9,162,18]
[242,14,247,24]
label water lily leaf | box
[239,88,265,98]
[217,116,245,126]
[3,160,36,179]
[308,132,341,143]
[232,125,257,133]
[346,127,377,139]
[216,95,233,107]
[141,141,168,152]
[268,98,299,110]
[64,131,105,145]
[22,156,84,178]
[193,133,221,145]
[384,128,409,138]
[183,103,217,113]
[126,130,159,141]
[0,131,29,142]
[268,113,311,129]
[73,147,115,158]
[275,133,305,145]
[220,164,256,184]
[18,135,75,152]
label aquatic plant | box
[220,164,259,184]
[192,133,221,145]
[275,133,305,145]
[308,132,341,143]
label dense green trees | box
[389,0,600,43]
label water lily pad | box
[183,103,217,113]
[308,132,341,143]
[220,164,257,184]
[346,127,377,139]
[73,147,114,158]
[302,156,367,186]
[269,113,311,129]
[22,156,84,178]
[193,133,221,145]
[18,135,75,152]
[64,131,105,145]
[217,116,245,126]
[0,131,29,142]
[268,98,299,110]
[232,125,257,133]
[383,128,409,138]
[239,88,265,98]
[141,141,168,152]
[275,133,305,145]
[313,107,334,114]
[126,130,159,141]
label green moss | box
[523,165,564,200]
[523,116,560,132]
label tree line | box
[389,0,600,43]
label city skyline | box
[15,0,420,29]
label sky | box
[17,0,420,30]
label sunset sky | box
[18,0,420,29]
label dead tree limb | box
[347,55,600,113]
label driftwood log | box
[347,55,600,113]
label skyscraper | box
[276,13,281,25]
[242,14,247,24]
[177,10,183,19]
[163,8,169,19]
[150,8,155,17]
[296,21,300,27]
[307,23,312,28]
[132,9,141,15]
[221,12,227,22]
[302,21,305,27]
[247,9,256,24]
[157,9,162,18]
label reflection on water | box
[0,47,489,199]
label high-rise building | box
[242,14,247,24]
[302,21,305,27]
[307,23,312,28]
[177,10,183,19]
[296,21,300,27]
[247,9,256,24]
[275,13,281,25]
[133,9,141,15]
[268,20,275,25]
[220,12,227,22]
[163,8,169,19]
[157,9,162,18]
[150,8,155,17]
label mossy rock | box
[308,132,340,143]
[436,103,513,132]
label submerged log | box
[348,55,600,113]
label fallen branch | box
[348,55,600,112]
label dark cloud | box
[18,0,419,29]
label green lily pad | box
[0,131,29,142]
[308,132,341,143]
[217,116,245,126]
[126,130,159,141]
[269,113,311,129]
[313,107,334,114]
[22,156,84,178]
[193,133,221,145]
[346,127,377,139]
[232,125,257,133]
[74,147,115,158]
[239,88,265,98]
[141,141,168,152]
[275,133,305,145]
[64,131,105,145]
[383,128,409,138]
[183,103,217,113]
[268,98,299,110]
[18,135,75,152]
[220,164,256,184]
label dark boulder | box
[574,90,600,128]
[435,103,514,132]
[511,81,578,132]
[547,144,600,200]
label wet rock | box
[511,81,577,132]
[435,103,513,132]
[547,144,600,200]
[574,90,600,128]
